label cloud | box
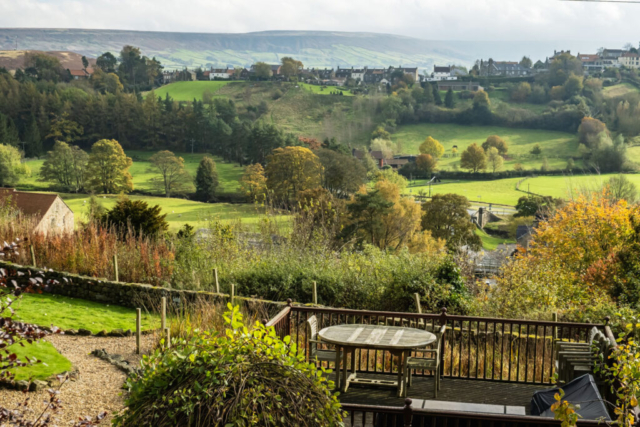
[0,0,638,42]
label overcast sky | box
[0,0,638,43]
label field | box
[150,80,235,101]
[603,82,640,98]
[21,151,244,195]
[406,178,524,205]
[475,229,515,250]
[299,83,353,96]
[392,123,579,171]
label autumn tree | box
[460,143,486,172]
[0,144,29,187]
[45,114,83,145]
[253,62,272,80]
[265,146,323,205]
[481,135,508,155]
[195,156,219,202]
[280,57,303,78]
[148,150,193,197]
[563,74,583,97]
[510,82,531,102]
[578,117,609,148]
[86,139,133,194]
[419,136,445,159]
[40,141,88,192]
[486,147,504,173]
[240,163,267,202]
[421,193,481,251]
[416,153,438,175]
[473,90,491,110]
[317,149,367,195]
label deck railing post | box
[403,398,413,427]
[439,307,447,377]
[286,298,293,337]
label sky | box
[0,0,638,43]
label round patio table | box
[319,324,436,396]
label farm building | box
[0,189,74,235]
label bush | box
[114,305,344,427]
[99,199,168,238]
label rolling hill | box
[0,28,604,71]
[0,49,95,71]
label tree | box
[419,136,445,159]
[549,53,583,86]
[100,199,168,237]
[370,138,396,157]
[317,149,367,195]
[540,157,550,172]
[549,85,565,100]
[23,53,67,82]
[444,88,455,108]
[432,84,442,105]
[520,56,533,69]
[460,143,486,172]
[96,52,118,73]
[510,82,531,102]
[86,139,133,194]
[0,144,29,187]
[578,117,608,148]
[81,56,89,71]
[421,193,481,251]
[91,69,123,94]
[371,126,391,140]
[149,150,193,197]
[45,114,83,146]
[416,153,438,175]
[253,62,272,80]
[514,195,563,218]
[604,175,638,203]
[473,90,491,110]
[530,144,542,156]
[265,146,322,205]
[566,158,575,172]
[22,115,42,157]
[563,74,583,97]
[280,57,303,78]
[482,135,508,155]
[195,156,219,202]
[40,141,88,192]
[240,163,267,202]
[486,147,504,173]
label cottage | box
[577,54,600,73]
[210,68,233,80]
[0,189,74,235]
[68,68,93,80]
[619,52,640,69]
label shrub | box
[99,199,168,238]
[115,304,344,427]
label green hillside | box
[151,81,235,101]
[392,123,579,171]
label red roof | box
[0,189,59,220]
[578,54,599,62]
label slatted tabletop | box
[319,324,436,351]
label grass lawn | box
[475,229,515,251]
[10,341,72,381]
[9,293,161,334]
[299,83,353,96]
[20,151,244,195]
[524,173,640,200]
[603,83,640,98]
[150,81,236,101]
[392,123,578,171]
[405,178,524,205]
[59,193,278,230]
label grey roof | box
[516,225,532,240]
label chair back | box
[434,324,447,357]
[307,315,318,358]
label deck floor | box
[332,373,546,413]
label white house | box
[351,68,366,82]
[210,68,233,80]
[425,65,458,82]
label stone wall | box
[0,260,286,315]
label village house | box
[68,68,93,80]
[425,65,458,82]
[0,189,74,236]
[210,68,234,79]
[619,52,640,69]
[577,54,600,73]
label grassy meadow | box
[392,123,579,171]
[406,178,525,205]
[299,82,353,96]
[603,82,640,99]
[150,80,235,101]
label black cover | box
[530,374,611,421]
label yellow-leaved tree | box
[419,136,445,159]
[86,139,133,194]
[240,163,267,203]
[265,146,323,205]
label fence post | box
[30,245,36,267]
[286,298,293,337]
[403,398,413,427]
[164,327,170,349]
[313,281,317,305]
[231,283,235,305]
[439,307,448,377]
[136,308,141,355]
[161,297,166,332]
[214,268,219,293]
[552,312,558,341]
[113,254,119,282]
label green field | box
[299,83,353,96]
[150,80,235,101]
[21,151,244,195]
[392,123,579,171]
[603,82,640,98]
[475,229,515,250]
[406,178,524,205]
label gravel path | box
[0,334,157,426]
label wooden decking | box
[332,373,545,413]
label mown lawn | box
[475,229,515,251]
[9,293,161,334]
[525,173,640,200]
[392,123,579,171]
[10,341,72,381]
[299,83,353,96]
[150,80,236,101]
[405,178,524,205]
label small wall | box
[0,260,285,315]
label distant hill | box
[0,28,604,71]
[0,49,95,72]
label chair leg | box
[434,367,439,399]
[351,348,357,373]
[408,369,413,387]
[334,349,341,391]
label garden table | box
[319,324,436,397]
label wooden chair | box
[307,315,347,387]
[403,324,447,398]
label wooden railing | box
[267,304,602,385]
[341,399,604,427]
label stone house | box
[0,189,74,235]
